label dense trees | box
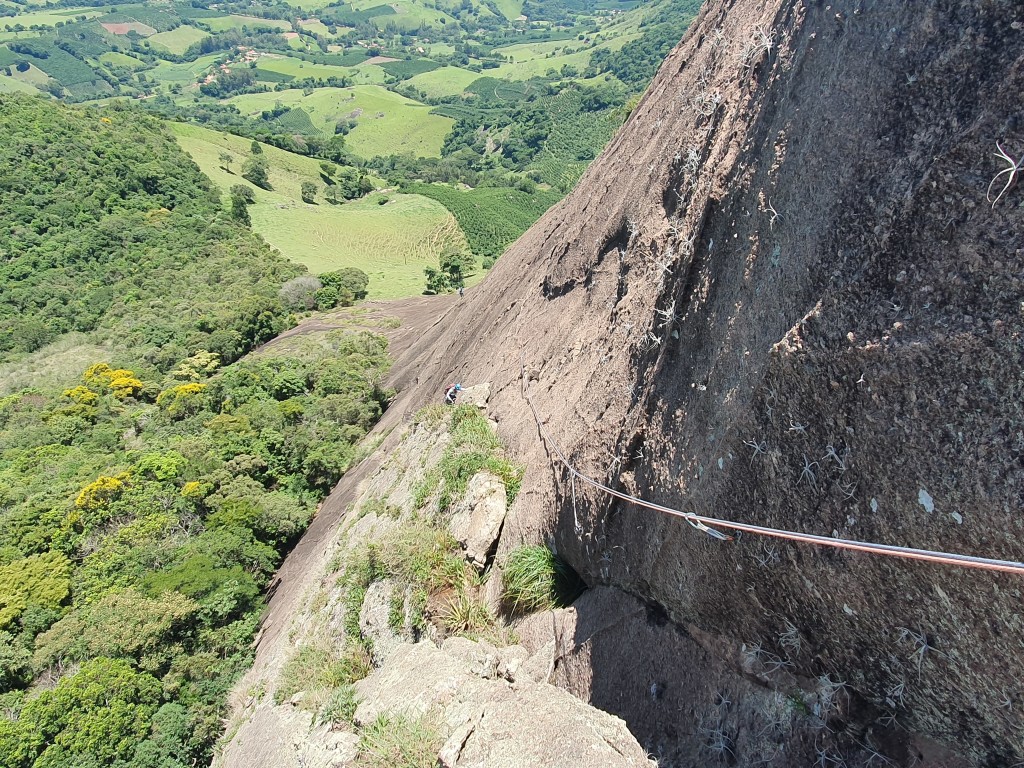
[0,95,300,366]
[0,95,390,768]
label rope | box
[519,359,1024,576]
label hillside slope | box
[233,0,1023,765]
[370,0,1024,764]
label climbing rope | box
[520,359,1024,576]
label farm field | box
[0,30,42,42]
[251,194,470,298]
[147,53,221,84]
[148,25,210,54]
[0,73,42,94]
[487,44,593,80]
[3,6,103,26]
[171,121,468,298]
[202,14,292,32]
[254,54,356,81]
[97,51,147,69]
[227,85,454,158]
[404,65,480,97]
[297,18,332,36]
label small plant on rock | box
[502,545,584,615]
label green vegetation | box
[354,712,444,768]
[228,85,455,160]
[0,0,698,756]
[502,545,584,614]
[148,26,210,56]
[407,183,561,262]
[169,121,470,298]
[274,640,370,709]
[0,95,298,365]
[0,94,393,768]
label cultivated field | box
[148,25,210,55]
[227,85,453,158]
[404,65,480,97]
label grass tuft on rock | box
[502,545,584,615]
[354,712,444,768]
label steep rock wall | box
[380,0,1023,763]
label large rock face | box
[224,1,1023,765]
[373,0,1023,764]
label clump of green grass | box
[437,405,524,510]
[355,713,444,768]
[411,403,446,429]
[411,468,441,510]
[338,544,385,648]
[359,496,401,520]
[440,590,496,637]
[318,683,359,727]
[502,545,584,615]
[275,641,372,706]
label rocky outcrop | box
[373,1,1024,765]
[218,400,656,768]
[355,638,655,768]
[449,472,507,570]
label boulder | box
[448,472,507,570]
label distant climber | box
[458,286,465,298]
[444,383,462,405]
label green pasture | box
[202,14,292,32]
[488,41,592,80]
[251,194,469,298]
[297,18,332,36]
[404,65,479,97]
[148,53,220,84]
[97,51,147,70]
[148,25,210,55]
[0,30,42,41]
[227,85,454,159]
[0,73,42,94]
[491,0,524,18]
[170,122,468,298]
[3,6,103,26]
[254,54,354,80]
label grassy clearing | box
[0,334,119,394]
[502,545,584,614]
[6,62,50,86]
[404,65,479,98]
[251,53,353,80]
[0,29,43,41]
[97,50,146,69]
[298,18,332,36]
[147,24,209,55]
[171,122,468,299]
[491,0,523,18]
[488,46,592,80]
[227,85,453,159]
